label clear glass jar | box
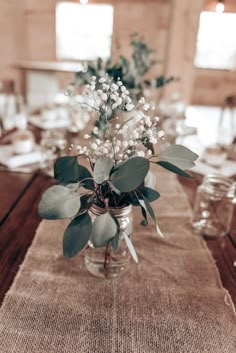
[84,204,133,279]
[192,174,236,237]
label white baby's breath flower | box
[99,78,106,83]
[147,149,152,156]
[91,142,97,150]
[111,94,117,101]
[138,125,145,132]
[137,151,145,157]
[93,127,99,134]
[115,124,121,129]
[150,137,157,144]
[143,103,150,111]
[126,103,135,111]
[117,81,123,86]
[101,93,108,101]
[112,103,118,110]
[83,134,90,139]
[139,97,145,104]
[114,146,120,153]
[116,97,122,106]
[122,141,128,148]
[111,83,119,91]
[154,116,160,122]
[102,83,109,91]
[96,139,101,145]
[129,140,134,146]
[158,130,165,138]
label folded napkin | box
[0,145,44,169]
[29,115,70,130]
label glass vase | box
[84,204,133,279]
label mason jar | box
[84,204,133,279]
[192,174,236,237]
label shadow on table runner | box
[0,170,235,353]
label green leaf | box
[111,156,149,192]
[91,212,117,247]
[140,205,148,226]
[38,185,81,220]
[54,156,94,189]
[158,145,198,170]
[129,187,160,206]
[63,213,92,258]
[142,187,160,202]
[123,232,138,263]
[138,192,164,237]
[130,191,148,226]
[110,214,121,252]
[93,157,114,184]
[156,161,192,178]
[79,194,94,214]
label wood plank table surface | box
[0,152,235,308]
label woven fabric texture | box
[0,170,235,353]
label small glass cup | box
[192,174,236,238]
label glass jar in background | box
[84,204,133,279]
[40,130,67,175]
[192,174,236,237]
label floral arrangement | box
[38,77,198,262]
[75,35,176,99]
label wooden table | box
[0,165,235,307]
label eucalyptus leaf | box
[142,187,160,203]
[140,206,148,226]
[91,212,117,247]
[129,187,160,206]
[123,232,138,263]
[156,161,192,178]
[158,145,198,170]
[79,194,94,214]
[38,185,81,220]
[139,193,164,238]
[54,156,94,189]
[63,213,92,258]
[93,157,114,184]
[110,214,121,252]
[111,156,149,192]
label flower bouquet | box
[38,77,198,278]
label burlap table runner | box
[0,170,235,353]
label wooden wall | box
[3,0,233,106]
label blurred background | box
[0,0,235,175]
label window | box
[195,11,236,70]
[56,2,114,61]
